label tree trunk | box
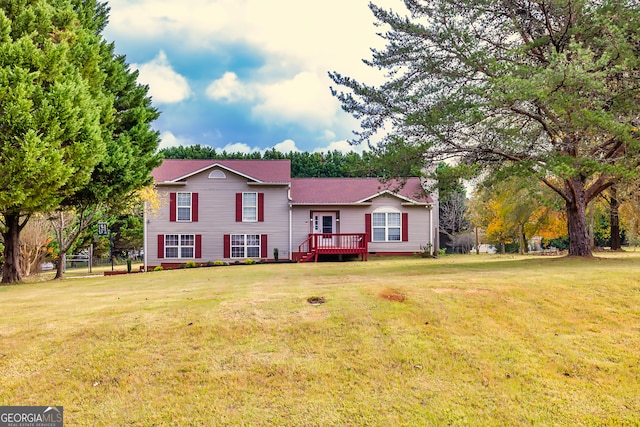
[21,247,31,277]
[518,224,525,255]
[588,201,595,249]
[475,227,479,255]
[610,187,621,250]
[55,252,66,280]
[565,178,592,257]
[1,212,23,284]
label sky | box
[103,0,404,155]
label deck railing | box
[298,233,368,261]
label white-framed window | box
[231,234,261,258]
[242,192,257,222]
[177,192,192,221]
[372,210,401,242]
[208,170,226,179]
[165,234,195,258]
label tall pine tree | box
[331,0,640,257]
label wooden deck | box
[297,233,368,262]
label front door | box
[312,212,336,246]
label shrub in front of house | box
[245,259,256,265]
[214,260,225,266]
[417,244,433,258]
[185,260,197,268]
[154,266,164,272]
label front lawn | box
[1,253,639,425]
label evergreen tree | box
[0,0,160,283]
[0,0,109,283]
[50,1,161,279]
[330,0,640,257]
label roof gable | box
[290,178,433,204]
[152,159,291,183]
[151,160,434,204]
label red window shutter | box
[235,193,242,222]
[169,193,176,222]
[258,193,265,222]
[157,234,164,258]
[402,213,409,242]
[192,193,199,222]
[195,234,202,258]
[224,234,231,258]
[261,234,268,258]
[365,214,372,243]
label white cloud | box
[321,130,337,141]
[133,51,192,104]
[313,139,366,154]
[158,131,188,150]
[107,0,400,85]
[252,72,338,128]
[240,1,399,79]
[221,142,262,154]
[206,71,340,129]
[221,138,362,155]
[271,139,300,153]
[206,72,254,103]
[106,0,241,46]
[105,0,406,149]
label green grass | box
[1,253,639,426]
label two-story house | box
[145,159,438,269]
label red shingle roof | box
[152,159,291,183]
[290,178,433,204]
[151,160,433,204]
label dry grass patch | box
[378,287,406,302]
[1,254,640,425]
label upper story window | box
[235,192,263,222]
[169,192,198,223]
[177,192,192,221]
[372,208,401,242]
[242,192,257,222]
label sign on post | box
[98,222,108,236]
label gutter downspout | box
[288,184,292,261]
[428,205,433,255]
[143,201,148,273]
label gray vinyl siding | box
[147,167,290,266]
[290,194,434,254]
[368,195,432,253]
[147,165,437,266]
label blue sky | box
[103,0,402,154]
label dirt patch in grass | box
[378,288,405,302]
[307,296,326,305]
